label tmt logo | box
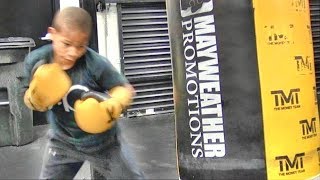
[291,0,306,12]
[299,118,317,139]
[265,24,294,45]
[276,153,306,176]
[294,56,312,73]
[271,88,301,110]
[267,33,290,45]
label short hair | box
[52,7,92,34]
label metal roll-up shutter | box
[310,0,320,94]
[119,2,174,117]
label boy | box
[23,7,144,179]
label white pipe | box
[0,101,9,106]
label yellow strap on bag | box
[253,0,320,179]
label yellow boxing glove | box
[100,85,134,119]
[25,63,71,111]
[100,98,123,120]
[25,89,47,111]
[70,85,134,134]
[74,98,114,134]
[109,85,134,107]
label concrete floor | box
[0,113,178,179]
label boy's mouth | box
[64,58,75,63]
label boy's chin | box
[61,63,75,70]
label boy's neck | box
[52,57,74,70]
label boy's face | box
[48,26,89,70]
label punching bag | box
[166,0,320,179]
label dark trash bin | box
[0,37,35,146]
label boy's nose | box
[67,46,79,58]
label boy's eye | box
[63,42,71,47]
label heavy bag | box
[166,0,320,179]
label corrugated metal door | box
[119,2,174,117]
[310,0,320,94]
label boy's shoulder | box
[27,44,53,63]
[85,48,106,62]
[85,48,112,68]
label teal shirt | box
[23,44,128,147]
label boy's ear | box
[48,27,56,34]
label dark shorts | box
[39,128,145,179]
